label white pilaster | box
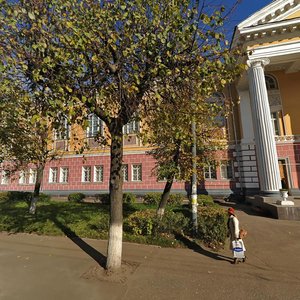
[247,59,281,194]
[238,90,255,144]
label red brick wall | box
[0,150,237,194]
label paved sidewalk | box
[1,203,300,300]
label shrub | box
[68,193,86,203]
[0,191,33,203]
[38,193,51,202]
[195,206,228,249]
[154,211,189,236]
[123,192,136,204]
[125,209,156,235]
[124,209,189,237]
[95,193,110,204]
[143,192,185,206]
[143,193,161,205]
[168,194,185,206]
[197,194,214,206]
[0,192,10,202]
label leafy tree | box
[0,0,243,272]
[141,90,228,218]
[0,0,71,214]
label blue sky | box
[221,0,273,36]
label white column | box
[247,59,281,195]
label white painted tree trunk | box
[106,223,123,271]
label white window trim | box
[132,164,142,182]
[82,166,91,183]
[87,114,104,138]
[123,120,140,135]
[28,169,37,184]
[204,165,217,180]
[1,171,9,185]
[59,167,69,183]
[220,161,234,180]
[94,165,104,183]
[49,167,58,183]
[122,164,129,182]
[19,170,27,185]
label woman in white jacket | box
[227,207,246,263]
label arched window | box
[265,74,278,90]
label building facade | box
[1,0,300,197]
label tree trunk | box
[156,142,181,219]
[106,128,123,272]
[29,164,45,214]
[157,179,174,219]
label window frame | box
[94,165,104,183]
[87,114,104,138]
[59,167,69,183]
[132,164,142,182]
[204,164,217,180]
[49,167,58,183]
[82,166,91,183]
[220,161,234,180]
[28,169,37,184]
[122,164,129,182]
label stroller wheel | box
[242,256,247,263]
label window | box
[204,164,217,179]
[123,120,140,135]
[19,171,27,184]
[49,167,58,183]
[220,161,233,179]
[87,114,103,138]
[1,171,9,185]
[94,165,103,182]
[132,164,142,181]
[122,164,128,182]
[82,166,91,182]
[54,117,70,140]
[59,167,69,183]
[265,75,278,90]
[28,169,37,184]
[271,112,280,136]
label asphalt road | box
[1,203,300,300]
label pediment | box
[238,0,300,29]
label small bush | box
[68,193,86,203]
[195,206,228,249]
[38,193,51,202]
[95,193,110,204]
[124,209,189,237]
[143,193,161,205]
[143,193,185,206]
[197,194,214,206]
[168,194,185,206]
[0,191,33,203]
[125,209,156,235]
[0,192,10,202]
[123,193,136,204]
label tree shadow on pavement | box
[175,233,232,263]
[53,219,107,269]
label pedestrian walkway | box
[0,203,300,300]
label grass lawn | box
[0,199,183,247]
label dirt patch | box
[81,260,140,283]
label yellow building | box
[231,0,300,199]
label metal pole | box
[191,118,198,235]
